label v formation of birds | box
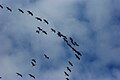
[0,4,82,80]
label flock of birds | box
[0,4,82,80]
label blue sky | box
[0,0,120,80]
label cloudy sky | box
[0,0,120,80]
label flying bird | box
[44,54,49,59]
[36,30,39,34]
[42,30,47,35]
[29,74,35,79]
[75,54,80,60]
[76,51,82,56]
[32,59,36,63]
[51,28,56,33]
[43,19,49,24]
[6,7,12,12]
[68,61,73,67]
[0,5,3,9]
[16,73,23,77]
[62,35,67,40]
[57,32,62,37]
[64,71,69,77]
[63,38,68,43]
[67,66,71,72]
[74,42,79,46]
[35,17,42,21]
[18,8,24,13]
[66,78,69,80]
[31,62,36,66]
[27,11,33,16]
[37,27,42,31]
[0,77,2,79]
[69,37,75,45]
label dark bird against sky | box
[44,54,49,59]
[51,28,56,33]
[75,54,80,60]
[67,66,71,72]
[68,61,73,67]
[29,74,35,79]
[18,8,24,13]
[42,30,47,35]
[37,27,42,31]
[16,73,23,77]
[43,19,49,24]
[66,78,69,80]
[6,7,12,12]
[36,30,39,34]
[35,17,42,21]
[0,5,3,9]
[27,11,33,16]
[64,71,69,77]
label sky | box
[0,0,120,80]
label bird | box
[67,66,71,72]
[29,74,35,79]
[75,54,80,60]
[64,71,69,77]
[35,17,42,21]
[63,38,68,43]
[66,78,69,80]
[16,73,23,77]
[69,37,75,46]
[57,31,62,37]
[27,11,33,16]
[68,61,73,67]
[36,30,39,34]
[32,59,36,63]
[43,19,49,24]
[0,5,3,9]
[0,77,2,79]
[74,42,79,46]
[31,62,36,66]
[44,54,49,59]
[18,8,24,13]
[42,30,47,35]
[37,27,42,31]
[51,28,56,33]
[6,7,12,12]
[76,51,82,56]
[62,35,67,40]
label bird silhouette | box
[27,11,33,16]
[37,27,42,31]
[42,30,47,35]
[31,62,36,66]
[75,54,80,60]
[0,77,2,79]
[36,30,39,34]
[44,54,49,59]
[29,74,35,79]
[51,28,56,33]
[32,59,36,63]
[69,37,75,45]
[6,7,12,12]
[68,61,73,67]
[43,19,49,24]
[63,38,68,43]
[67,66,71,72]
[18,8,24,13]
[62,35,67,40]
[35,17,42,21]
[66,78,69,80]
[0,5,3,9]
[57,32,62,37]
[74,42,79,46]
[64,71,69,77]
[16,73,23,77]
